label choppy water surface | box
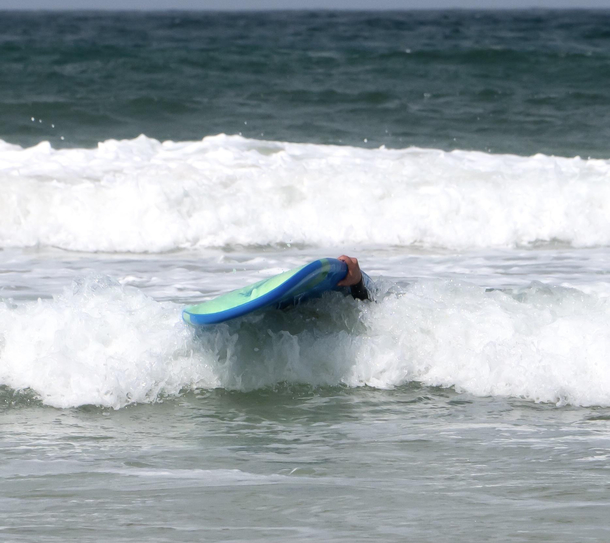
[3,385,610,543]
[1,10,610,157]
[2,9,610,542]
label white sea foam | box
[1,135,609,252]
[0,277,215,409]
[2,276,610,408]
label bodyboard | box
[182,258,348,325]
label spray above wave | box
[1,276,610,408]
[1,134,609,253]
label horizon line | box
[2,6,610,11]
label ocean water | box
[2,10,610,542]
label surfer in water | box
[337,255,370,301]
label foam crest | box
[195,280,610,407]
[364,281,610,407]
[1,135,609,251]
[2,277,610,408]
[0,277,214,409]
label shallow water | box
[3,385,610,542]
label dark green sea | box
[2,10,610,156]
[2,10,610,543]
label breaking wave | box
[1,134,609,252]
[2,276,610,408]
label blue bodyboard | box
[183,258,348,326]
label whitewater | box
[2,135,610,411]
[2,272,610,409]
[1,134,609,252]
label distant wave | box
[2,276,610,408]
[1,135,609,252]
